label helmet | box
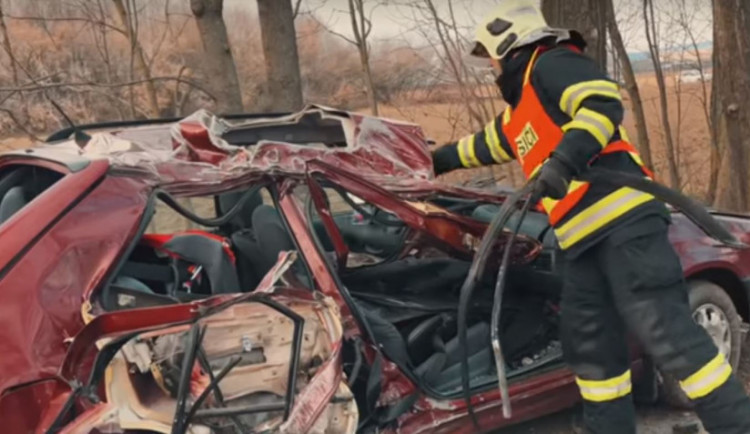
[471,0,571,60]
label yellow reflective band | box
[457,136,481,168]
[576,370,632,402]
[502,107,512,125]
[555,187,655,249]
[529,163,544,179]
[560,80,621,116]
[491,120,512,162]
[484,123,502,163]
[628,151,646,168]
[619,126,631,142]
[541,197,558,211]
[457,137,471,168]
[541,181,588,212]
[680,352,733,400]
[523,48,541,85]
[562,108,616,147]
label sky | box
[225,0,713,55]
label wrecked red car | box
[1,106,749,433]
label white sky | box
[225,0,713,54]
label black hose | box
[456,180,536,428]
[348,338,364,388]
[580,168,746,248]
[155,184,264,228]
[454,165,744,427]
[490,195,533,420]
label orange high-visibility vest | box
[501,47,652,227]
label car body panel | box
[1,107,749,433]
[0,169,149,394]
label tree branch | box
[0,77,216,100]
[3,14,126,36]
[0,107,42,142]
[293,0,304,19]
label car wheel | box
[659,280,743,409]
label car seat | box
[217,190,265,290]
[217,190,263,233]
[251,205,296,275]
[0,186,27,223]
[361,307,492,390]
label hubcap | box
[693,303,732,356]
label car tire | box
[658,280,743,409]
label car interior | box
[0,165,64,226]
[99,179,565,401]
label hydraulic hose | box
[456,167,746,427]
[456,180,536,428]
[580,168,745,248]
[490,194,533,420]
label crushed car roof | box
[5,105,434,190]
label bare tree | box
[0,2,18,86]
[111,0,160,118]
[605,0,653,170]
[541,0,607,70]
[643,0,680,189]
[256,0,304,112]
[189,0,244,114]
[711,0,750,211]
[310,0,379,115]
[345,0,378,115]
[669,0,717,200]
[419,0,489,130]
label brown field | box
[0,72,714,229]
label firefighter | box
[432,1,750,433]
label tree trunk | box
[189,0,243,114]
[111,0,160,118]
[682,16,718,201]
[348,0,378,116]
[642,0,680,189]
[541,0,607,70]
[256,0,304,112]
[0,3,18,86]
[711,0,750,211]
[605,0,653,171]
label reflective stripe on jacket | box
[501,48,654,249]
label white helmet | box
[471,0,573,60]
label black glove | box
[532,156,575,201]
[432,144,461,176]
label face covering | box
[495,46,536,108]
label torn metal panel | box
[60,289,349,433]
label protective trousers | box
[560,216,750,434]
